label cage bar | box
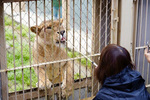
[92,0,99,96]
[85,0,89,98]
[0,1,8,100]
[72,0,75,99]
[58,0,61,99]
[79,0,82,99]
[142,0,148,78]
[137,0,143,71]
[2,0,149,99]
[19,2,25,99]
[110,0,118,44]
[11,2,17,100]
[35,0,40,99]
[105,0,108,47]
[66,0,68,100]
[27,1,33,99]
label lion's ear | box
[60,18,63,24]
[56,19,63,25]
[30,26,42,34]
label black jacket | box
[93,66,150,100]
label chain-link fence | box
[0,0,112,99]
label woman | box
[93,44,150,100]
[145,47,150,63]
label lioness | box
[30,19,73,96]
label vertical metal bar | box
[98,0,102,91]
[10,7,15,100]
[110,0,118,44]
[85,0,89,98]
[79,0,82,99]
[99,0,102,52]
[43,0,48,99]
[11,2,17,100]
[51,0,55,99]
[145,0,149,85]
[0,1,8,99]
[66,0,68,99]
[35,0,40,99]
[91,0,95,96]
[72,0,75,99]
[58,0,61,99]
[95,1,100,53]
[133,0,139,62]
[93,0,101,95]
[105,0,108,46]
[28,1,32,99]
[137,0,143,71]
[142,0,148,78]
[19,2,25,99]
[110,0,113,43]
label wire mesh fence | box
[0,0,112,99]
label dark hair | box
[95,44,135,85]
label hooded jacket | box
[93,66,150,100]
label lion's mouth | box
[56,37,66,44]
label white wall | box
[119,0,135,54]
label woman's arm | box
[145,48,150,63]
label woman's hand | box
[144,47,150,63]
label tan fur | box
[31,19,73,97]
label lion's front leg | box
[61,63,73,97]
[35,67,52,90]
[61,70,66,89]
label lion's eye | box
[47,26,51,29]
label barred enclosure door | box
[135,0,150,86]
[0,0,118,99]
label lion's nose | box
[60,30,65,36]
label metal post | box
[92,0,100,96]
[111,0,118,44]
[0,1,8,99]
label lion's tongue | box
[61,37,66,41]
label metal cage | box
[0,0,119,99]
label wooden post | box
[0,1,8,99]
[92,0,100,96]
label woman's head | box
[95,44,135,85]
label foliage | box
[5,15,37,92]
[5,15,17,26]
[67,51,91,69]
[6,42,37,92]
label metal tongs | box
[147,41,150,53]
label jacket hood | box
[93,66,150,100]
[103,66,144,92]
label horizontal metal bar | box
[0,53,100,73]
[9,77,92,100]
[135,46,147,50]
[146,84,150,87]
[2,0,35,3]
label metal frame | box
[0,1,8,100]
[0,0,115,99]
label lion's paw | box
[36,79,52,90]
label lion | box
[30,19,73,97]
